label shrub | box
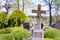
[44,28,60,39]
[0,12,8,29]
[0,34,14,40]
[8,9,28,27]
[13,29,31,40]
[54,31,60,40]
[0,27,23,34]
[0,28,13,34]
[0,27,31,40]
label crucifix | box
[32,4,46,30]
[32,4,46,40]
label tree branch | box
[43,0,49,5]
[44,0,49,3]
[51,0,54,5]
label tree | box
[0,0,10,14]
[16,0,20,9]
[54,0,60,11]
[22,0,34,12]
[4,0,10,14]
[22,0,24,11]
[43,0,54,26]
[53,0,60,23]
[53,14,60,23]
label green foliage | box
[0,12,8,29]
[0,27,31,40]
[0,28,12,34]
[54,31,60,40]
[44,28,60,40]
[54,0,60,10]
[8,9,28,27]
[53,14,60,23]
[13,29,31,40]
[0,27,23,34]
[44,28,57,38]
[0,34,14,40]
[54,0,60,23]
[16,0,20,9]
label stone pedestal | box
[32,30,44,40]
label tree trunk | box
[49,3,52,26]
[16,0,20,9]
[22,0,24,12]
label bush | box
[0,12,8,29]
[0,27,24,34]
[0,27,31,40]
[13,29,31,40]
[44,38,53,40]
[8,9,28,27]
[0,28,12,34]
[44,28,60,39]
[54,31,60,40]
[0,34,14,40]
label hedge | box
[44,28,60,40]
[0,27,31,40]
[0,12,8,29]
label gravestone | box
[52,20,60,30]
[23,22,30,30]
[32,4,46,40]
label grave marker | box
[32,4,46,40]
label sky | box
[24,0,55,16]
[0,0,56,16]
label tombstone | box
[32,4,46,40]
[23,22,30,30]
[52,20,60,30]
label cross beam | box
[32,4,46,18]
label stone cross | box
[32,4,46,40]
[32,4,46,30]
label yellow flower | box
[44,38,53,40]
